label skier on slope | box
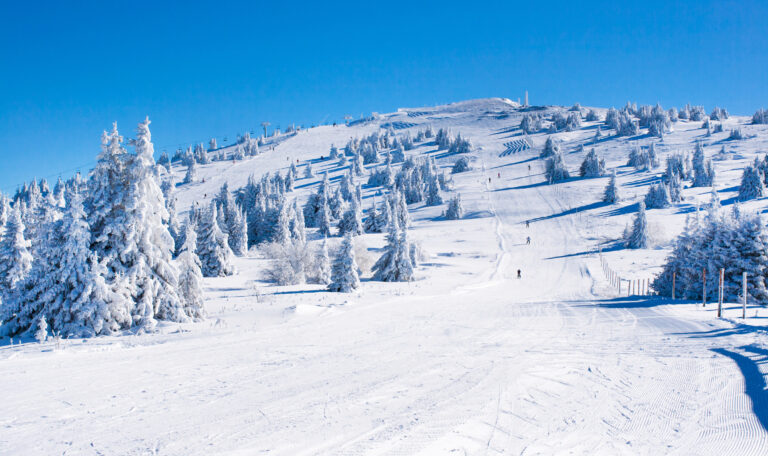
[517,269,522,279]
[526,236,531,245]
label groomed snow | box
[2,98,768,454]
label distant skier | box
[488,177,491,184]
[517,269,522,279]
[525,220,530,228]
[528,164,531,172]
[526,236,531,245]
[497,172,500,179]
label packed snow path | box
[2,99,768,454]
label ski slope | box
[2,98,768,455]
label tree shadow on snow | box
[711,346,768,433]
[528,201,609,223]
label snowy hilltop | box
[2,97,768,454]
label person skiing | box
[497,172,500,178]
[525,220,530,228]
[517,269,522,279]
[526,236,531,245]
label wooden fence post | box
[743,272,747,319]
[717,268,724,318]
[672,272,676,300]
[702,268,707,307]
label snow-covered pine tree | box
[314,238,331,285]
[667,168,684,203]
[692,142,714,187]
[579,148,606,178]
[443,193,464,220]
[452,156,471,174]
[304,161,314,178]
[363,197,382,233]
[338,188,363,236]
[372,216,414,282]
[175,224,205,319]
[209,138,217,151]
[738,163,765,201]
[394,190,411,228]
[184,159,197,184]
[290,199,306,243]
[586,109,600,122]
[545,151,570,183]
[540,136,559,158]
[328,233,360,292]
[34,315,48,343]
[644,183,670,209]
[317,195,333,237]
[603,170,619,203]
[197,202,236,277]
[626,202,649,249]
[0,206,32,298]
[274,198,292,245]
[425,173,443,206]
[228,208,248,256]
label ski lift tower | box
[261,121,270,138]
[524,91,529,107]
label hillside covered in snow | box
[3,97,768,454]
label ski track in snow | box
[2,98,768,455]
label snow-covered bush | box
[263,240,311,285]
[371,217,414,282]
[710,107,729,121]
[729,128,745,140]
[691,142,715,187]
[452,156,471,174]
[520,114,543,133]
[585,109,600,122]
[616,110,639,136]
[605,107,620,130]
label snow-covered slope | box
[3,98,768,455]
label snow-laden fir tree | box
[585,109,600,122]
[579,148,606,178]
[197,203,236,277]
[184,159,197,184]
[209,138,217,151]
[353,152,365,176]
[304,162,314,178]
[317,195,333,237]
[753,108,768,125]
[605,107,620,130]
[228,208,248,256]
[737,163,765,201]
[625,202,649,249]
[175,224,205,319]
[2,191,131,337]
[603,170,619,203]
[372,216,414,282]
[394,190,411,228]
[314,238,331,285]
[363,197,384,233]
[425,173,443,206]
[545,151,570,183]
[666,168,684,203]
[644,183,670,209]
[616,110,639,136]
[692,142,714,187]
[540,136,560,158]
[0,205,32,298]
[443,193,464,220]
[328,233,360,292]
[274,199,292,245]
[337,189,363,236]
[290,199,306,243]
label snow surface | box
[3,98,768,454]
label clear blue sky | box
[1,0,766,192]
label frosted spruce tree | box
[338,189,363,236]
[443,193,464,220]
[692,142,714,187]
[626,202,649,249]
[1,191,130,337]
[540,136,560,158]
[290,200,306,243]
[175,224,205,319]
[318,194,333,237]
[274,199,292,245]
[738,163,765,201]
[545,151,570,183]
[228,208,248,256]
[184,159,197,184]
[314,238,331,285]
[603,171,619,203]
[579,148,606,178]
[425,173,443,206]
[0,206,32,297]
[364,197,382,233]
[197,203,236,277]
[644,183,670,209]
[328,233,360,292]
[372,216,414,282]
[304,162,314,178]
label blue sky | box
[1,0,766,191]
